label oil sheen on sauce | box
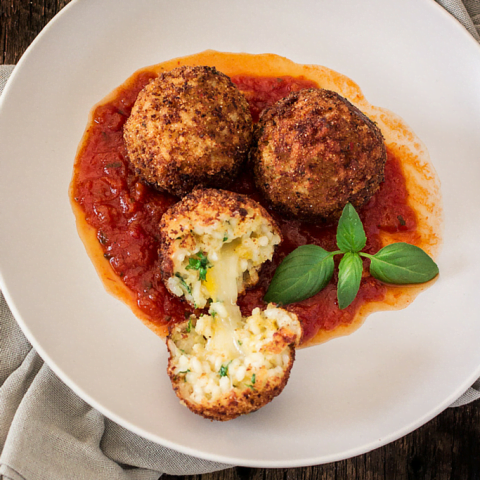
[70,50,443,346]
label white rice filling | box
[168,304,301,404]
[167,213,280,309]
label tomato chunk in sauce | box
[72,73,418,345]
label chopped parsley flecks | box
[246,373,256,390]
[106,162,122,168]
[219,361,232,377]
[98,230,108,245]
[179,369,190,382]
[186,252,211,281]
[175,273,192,294]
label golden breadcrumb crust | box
[252,88,387,223]
[124,65,253,197]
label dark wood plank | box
[163,403,480,479]
[2,1,480,479]
[0,0,70,64]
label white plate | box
[1,0,480,468]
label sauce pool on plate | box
[70,51,442,345]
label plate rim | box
[1,0,480,467]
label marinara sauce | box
[71,70,418,345]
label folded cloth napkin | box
[0,293,231,480]
[437,0,480,40]
[1,1,480,478]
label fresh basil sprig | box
[263,244,335,305]
[264,203,439,309]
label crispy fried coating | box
[252,88,387,223]
[124,66,253,197]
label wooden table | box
[2,1,479,478]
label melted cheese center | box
[205,242,244,357]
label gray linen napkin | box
[1,1,480,478]
[437,0,480,40]
[0,293,230,480]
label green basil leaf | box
[264,244,334,305]
[336,203,366,253]
[337,252,363,309]
[369,242,439,284]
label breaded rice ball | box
[252,88,387,223]
[124,66,253,197]
[159,188,281,309]
[167,304,302,421]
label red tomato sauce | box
[72,73,417,344]
[230,75,318,122]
